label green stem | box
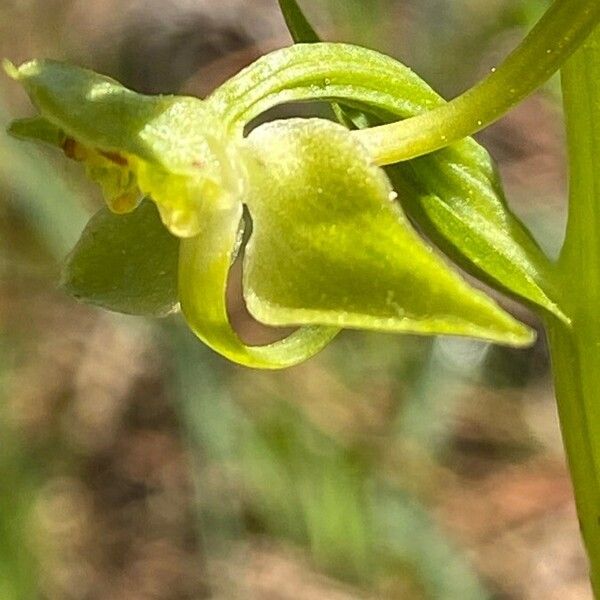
[547,24,600,596]
[278,0,320,43]
[546,320,600,596]
[355,0,600,165]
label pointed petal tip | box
[550,303,571,326]
[491,323,537,348]
[2,58,19,80]
[2,58,44,82]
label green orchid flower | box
[4,54,535,369]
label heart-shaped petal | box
[241,118,534,347]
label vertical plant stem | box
[548,24,600,596]
[547,321,600,595]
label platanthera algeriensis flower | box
[5,55,536,368]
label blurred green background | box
[0,0,591,598]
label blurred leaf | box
[166,322,248,554]
[243,118,533,346]
[0,342,40,600]
[375,490,489,600]
[213,42,565,322]
[240,394,488,595]
[241,400,372,583]
[399,337,489,452]
[62,200,180,316]
[5,59,237,237]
